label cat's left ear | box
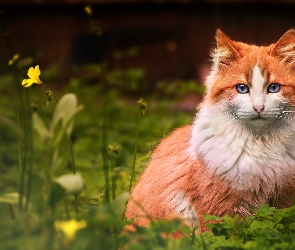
[212,29,240,67]
[271,29,295,65]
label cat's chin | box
[243,116,279,134]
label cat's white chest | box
[189,105,295,192]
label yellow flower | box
[84,5,92,15]
[137,98,147,115]
[8,54,20,66]
[22,65,43,87]
[55,219,87,242]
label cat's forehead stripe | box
[249,65,270,87]
[251,65,265,88]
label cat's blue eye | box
[236,84,249,94]
[267,83,281,93]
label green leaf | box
[182,225,193,235]
[276,223,284,230]
[223,215,235,227]
[51,93,83,145]
[203,214,221,221]
[250,220,274,229]
[0,112,23,139]
[48,182,65,209]
[108,192,129,216]
[256,204,276,215]
[212,227,220,236]
[0,192,19,205]
[150,219,182,234]
[32,112,50,140]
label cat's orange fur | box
[125,29,295,233]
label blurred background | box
[1,0,295,89]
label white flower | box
[55,173,85,195]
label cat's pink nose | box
[253,105,264,113]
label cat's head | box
[206,29,295,134]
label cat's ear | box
[271,29,295,65]
[212,29,240,67]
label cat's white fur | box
[251,65,265,109]
[189,65,295,191]
[170,191,198,228]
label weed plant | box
[1,6,295,250]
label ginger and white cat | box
[125,29,295,232]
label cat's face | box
[206,30,295,134]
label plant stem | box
[68,137,76,174]
[43,217,54,250]
[190,226,197,245]
[8,204,15,220]
[162,118,167,138]
[17,134,24,211]
[63,195,70,219]
[24,89,33,211]
[128,109,141,193]
[101,62,110,204]
[0,15,32,212]
[110,159,116,201]
[74,194,78,218]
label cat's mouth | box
[228,105,292,133]
[241,113,283,134]
[251,115,266,120]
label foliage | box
[197,204,295,249]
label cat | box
[125,29,295,233]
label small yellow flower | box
[45,90,53,106]
[137,98,147,115]
[8,54,20,66]
[108,143,121,156]
[22,65,43,87]
[84,5,92,15]
[55,220,87,242]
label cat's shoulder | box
[160,125,191,144]
[152,125,192,156]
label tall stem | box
[68,137,76,174]
[128,110,141,193]
[24,89,33,211]
[101,62,110,204]
[0,15,32,211]
[110,160,116,201]
[74,194,78,218]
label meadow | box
[1,6,295,250]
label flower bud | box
[55,173,85,195]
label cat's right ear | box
[271,29,295,66]
[212,29,240,67]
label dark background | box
[1,0,295,86]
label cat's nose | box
[253,105,264,113]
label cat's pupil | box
[267,83,281,93]
[236,84,249,94]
